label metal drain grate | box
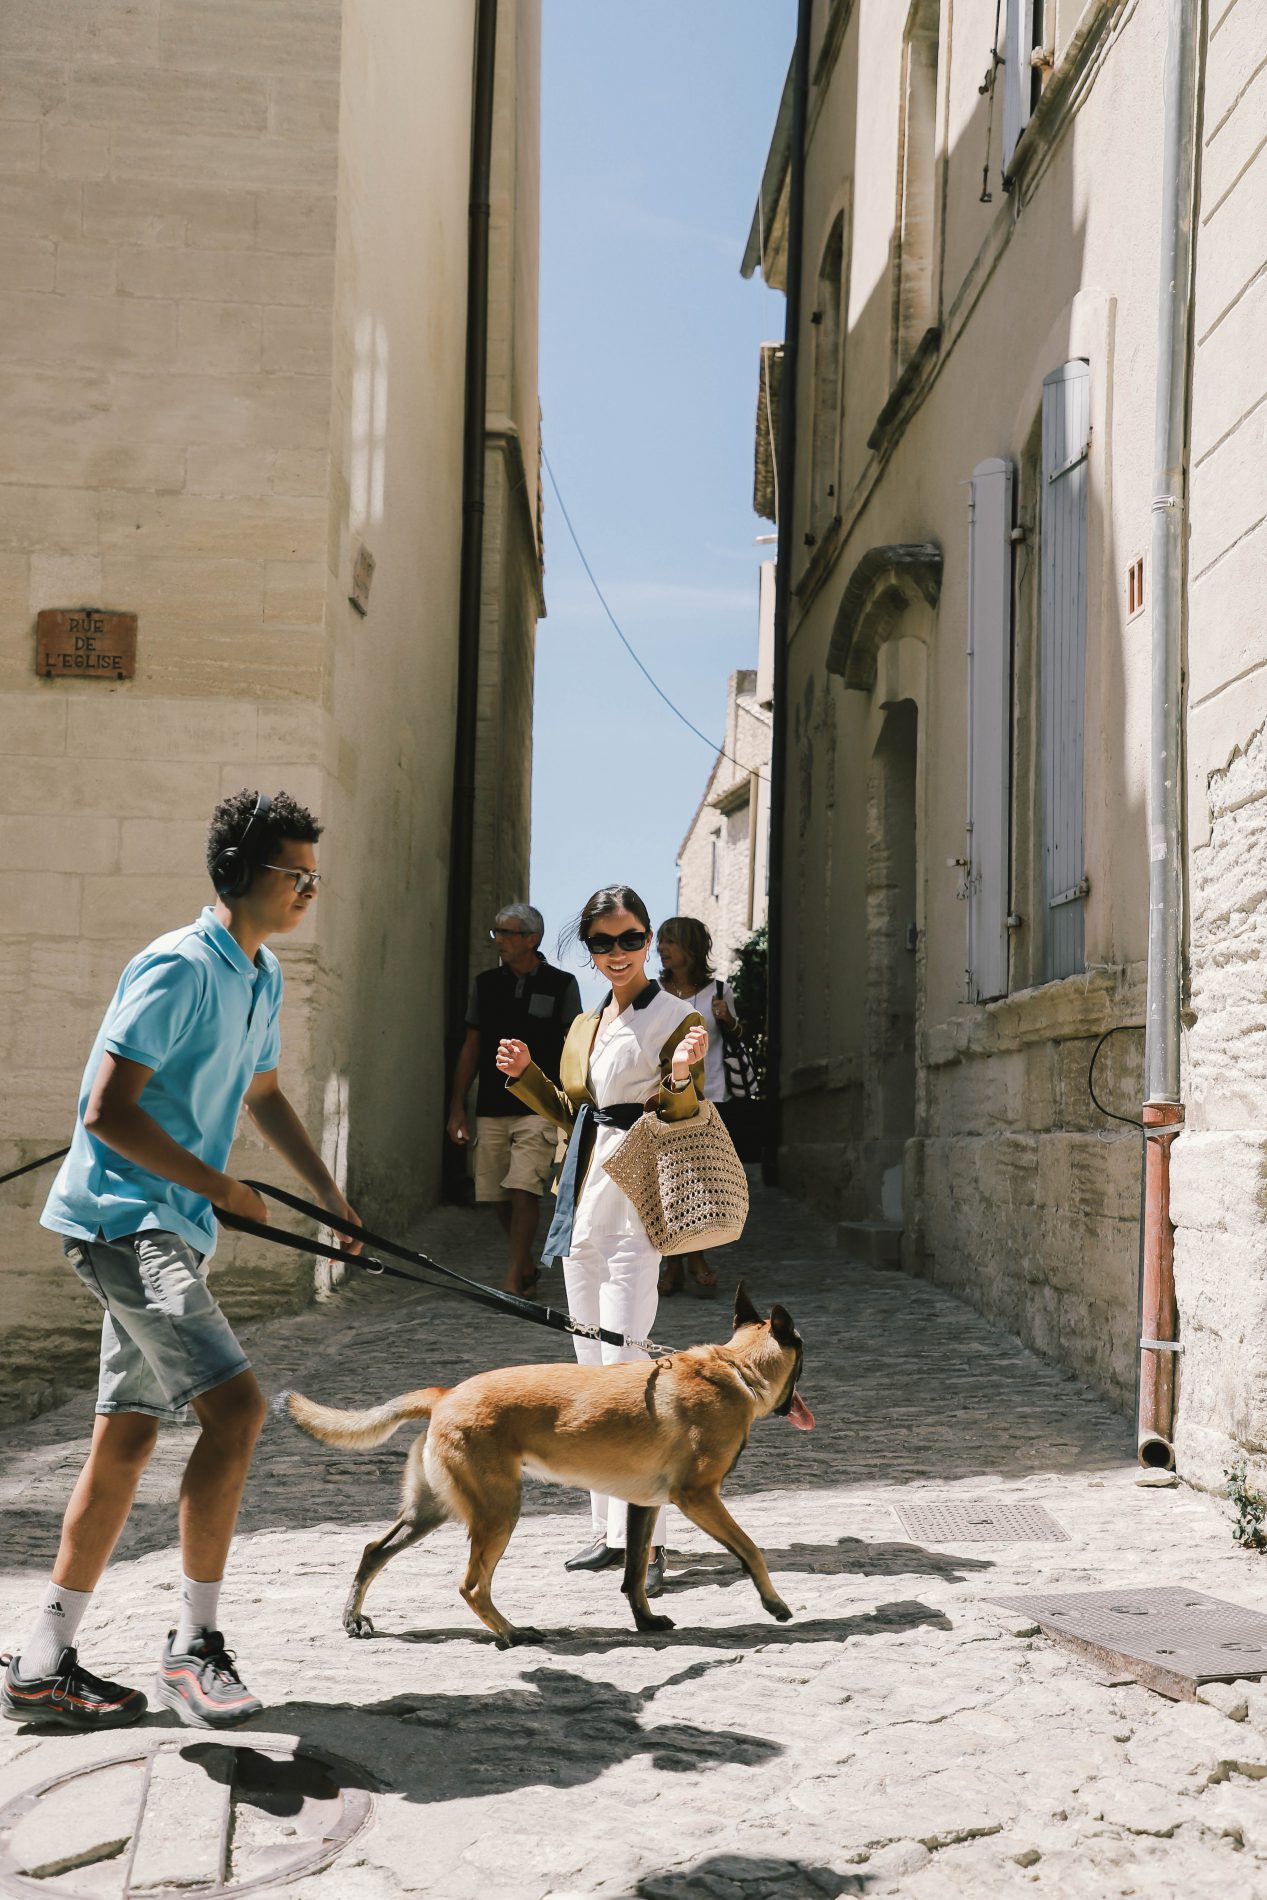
[0,1739,374,1899]
[986,1584,1267,1699]
[891,1496,1069,1543]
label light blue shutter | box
[1040,360,1090,983]
[1002,0,1029,171]
[968,457,1014,1003]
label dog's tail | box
[279,1386,446,1450]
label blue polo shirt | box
[42,908,283,1260]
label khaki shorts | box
[473,1114,557,1202]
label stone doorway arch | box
[828,542,941,1254]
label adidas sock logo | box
[47,1602,64,1617]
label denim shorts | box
[62,1230,250,1420]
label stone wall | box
[0,0,543,1423]
[752,0,1164,1413]
[1169,0,1267,1489]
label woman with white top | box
[656,915,738,1299]
[495,884,707,1593]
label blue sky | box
[531,0,795,1003]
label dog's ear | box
[732,1281,762,1330]
[769,1303,798,1348]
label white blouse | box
[663,980,736,1101]
[573,986,699,1247]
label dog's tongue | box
[787,1390,815,1431]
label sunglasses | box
[585,929,649,956]
[262,863,321,896]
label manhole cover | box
[987,1584,1267,1699]
[891,1496,1069,1543]
[0,1739,374,1898]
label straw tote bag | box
[601,1097,749,1255]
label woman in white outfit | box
[656,914,739,1299]
[494,885,707,1595]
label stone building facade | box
[676,649,773,978]
[0,0,543,1422]
[745,0,1266,1483]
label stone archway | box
[825,542,942,691]
[827,542,940,1252]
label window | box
[710,834,721,899]
[894,0,940,373]
[810,216,844,531]
[967,458,1015,1003]
[1002,0,1049,172]
[1038,360,1090,983]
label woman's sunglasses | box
[585,929,649,956]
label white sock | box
[18,1581,93,1679]
[174,1575,223,1653]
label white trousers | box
[562,1232,668,1550]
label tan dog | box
[281,1284,814,1648]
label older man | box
[447,904,581,1294]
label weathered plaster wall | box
[0,0,543,1421]
[677,670,772,977]
[771,0,1164,1410]
[0,0,345,1419]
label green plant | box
[728,924,769,1097]
[1225,1460,1267,1551]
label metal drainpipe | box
[442,0,499,1204]
[1138,0,1200,1468]
[763,0,813,1187]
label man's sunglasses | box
[585,929,649,955]
[490,925,535,939]
[262,863,321,896]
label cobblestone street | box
[3,1183,1267,1898]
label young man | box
[2,789,359,1732]
[446,904,581,1295]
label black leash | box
[0,1147,665,1355]
[224,1179,667,1356]
[0,1147,69,1188]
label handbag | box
[601,1097,749,1255]
[715,980,760,1101]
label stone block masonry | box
[0,0,545,1422]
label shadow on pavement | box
[251,1662,783,1802]
[374,1600,951,1651]
[664,1537,995,1589]
[630,1855,871,1898]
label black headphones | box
[212,792,273,899]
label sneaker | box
[1,1647,147,1730]
[156,1630,262,1729]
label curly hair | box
[206,788,322,886]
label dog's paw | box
[633,1612,676,1634]
[764,1598,793,1623]
[499,1626,547,1649]
[344,1614,375,1639]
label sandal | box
[688,1256,718,1298]
[657,1260,684,1297]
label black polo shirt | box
[466,957,582,1116]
